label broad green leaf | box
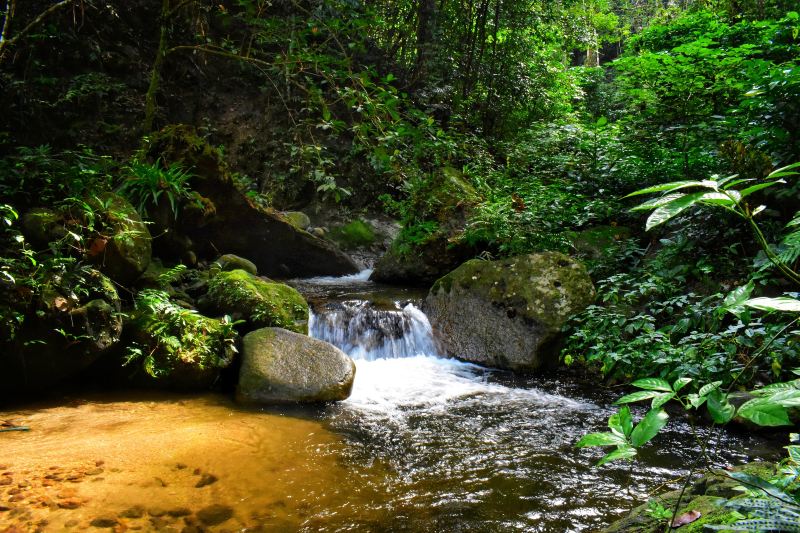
[645,193,705,231]
[767,162,800,179]
[744,297,800,313]
[739,180,786,198]
[615,391,661,404]
[673,377,693,392]
[698,191,739,206]
[737,398,792,427]
[726,471,795,501]
[707,390,735,424]
[625,180,717,198]
[632,378,673,392]
[609,407,634,437]
[765,389,800,408]
[787,445,800,464]
[750,380,800,396]
[687,393,706,409]
[576,432,627,448]
[699,381,723,397]
[631,409,669,447]
[723,282,754,318]
[596,117,608,127]
[629,192,687,211]
[596,446,637,466]
[651,392,675,409]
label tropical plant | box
[118,158,198,218]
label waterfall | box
[309,300,439,361]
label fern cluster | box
[126,289,237,378]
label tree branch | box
[0,0,72,61]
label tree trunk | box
[143,0,171,133]
[413,0,437,83]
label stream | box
[0,271,784,532]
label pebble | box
[0,476,12,486]
[90,515,119,528]
[174,463,187,470]
[64,519,79,527]
[85,468,104,476]
[167,507,192,517]
[119,505,145,519]
[148,507,167,517]
[58,498,82,510]
[0,505,10,512]
[196,504,234,525]
[194,473,217,488]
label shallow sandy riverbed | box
[0,392,388,532]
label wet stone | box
[194,473,218,488]
[174,464,187,470]
[64,519,79,527]
[197,504,234,525]
[119,505,145,519]
[0,476,12,485]
[58,498,82,510]
[148,507,167,517]
[168,507,192,517]
[85,468,104,476]
[90,515,118,528]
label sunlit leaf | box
[707,390,735,424]
[744,297,800,313]
[739,180,786,198]
[737,398,791,426]
[596,446,637,466]
[615,391,661,404]
[576,432,627,448]
[631,409,669,447]
[673,377,693,392]
[645,193,705,231]
[632,378,672,392]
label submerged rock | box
[424,252,595,371]
[237,328,356,404]
[203,269,308,334]
[145,125,358,277]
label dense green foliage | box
[2,0,800,526]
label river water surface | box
[0,271,783,532]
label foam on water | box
[301,268,374,285]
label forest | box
[1,0,800,531]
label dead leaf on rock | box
[671,509,701,528]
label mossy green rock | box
[603,463,777,532]
[127,301,236,390]
[205,269,308,333]
[0,268,122,396]
[237,327,355,404]
[211,254,258,276]
[424,252,595,371]
[283,211,311,230]
[330,220,376,250]
[92,193,152,284]
[21,208,66,247]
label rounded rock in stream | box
[237,328,356,404]
[424,252,595,371]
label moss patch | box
[329,220,376,249]
[205,269,308,333]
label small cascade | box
[309,300,439,361]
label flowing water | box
[0,271,784,532]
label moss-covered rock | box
[237,327,355,404]
[211,254,258,276]
[21,208,67,248]
[0,268,123,396]
[282,211,311,230]
[203,269,308,333]
[89,192,152,284]
[424,252,595,371]
[371,167,480,285]
[603,463,778,533]
[125,291,237,390]
[144,125,358,278]
[330,220,377,250]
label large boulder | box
[237,328,356,404]
[0,267,123,396]
[202,269,309,334]
[89,193,152,284]
[145,125,358,278]
[371,167,479,285]
[424,252,595,371]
